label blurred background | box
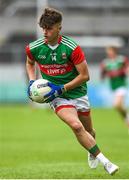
[0,0,129,107]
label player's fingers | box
[44,89,54,98]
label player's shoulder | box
[62,35,78,45]
[61,35,78,50]
[117,55,127,61]
[29,37,45,50]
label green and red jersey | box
[100,55,129,90]
[26,35,87,99]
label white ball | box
[30,79,51,103]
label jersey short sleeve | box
[25,45,35,61]
[71,46,86,65]
[124,56,129,66]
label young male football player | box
[26,7,119,175]
[100,46,129,130]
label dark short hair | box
[39,7,62,28]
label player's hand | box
[27,80,35,99]
[44,82,66,103]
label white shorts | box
[49,95,90,116]
[114,87,127,97]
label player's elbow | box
[83,74,90,82]
[86,74,90,81]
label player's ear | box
[58,23,62,30]
[59,25,62,30]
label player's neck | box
[48,41,57,46]
[48,35,60,46]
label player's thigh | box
[56,107,81,128]
[113,87,127,107]
[113,95,124,107]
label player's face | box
[106,48,117,59]
[42,23,61,44]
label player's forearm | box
[64,74,89,91]
[26,62,36,81]
[126,66,129,75]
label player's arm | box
[25,44,36,81]
[64,46,89,91]
[26,56,36,81]
[26,56,36,98]
[126,66,129,75]
[124,56,129,75]
[100,62,106,79]
[64,61,89,91]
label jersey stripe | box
[30,42,44,49]
[61,41,75,50]
[30,40,45,49]
[62,39,77,49]
[31,37,44,44]
[62,36,77,47]
[30,38,45,48]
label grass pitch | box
[0,105,129,179]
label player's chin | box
[44,36,48,40]
[45,36,53,41]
